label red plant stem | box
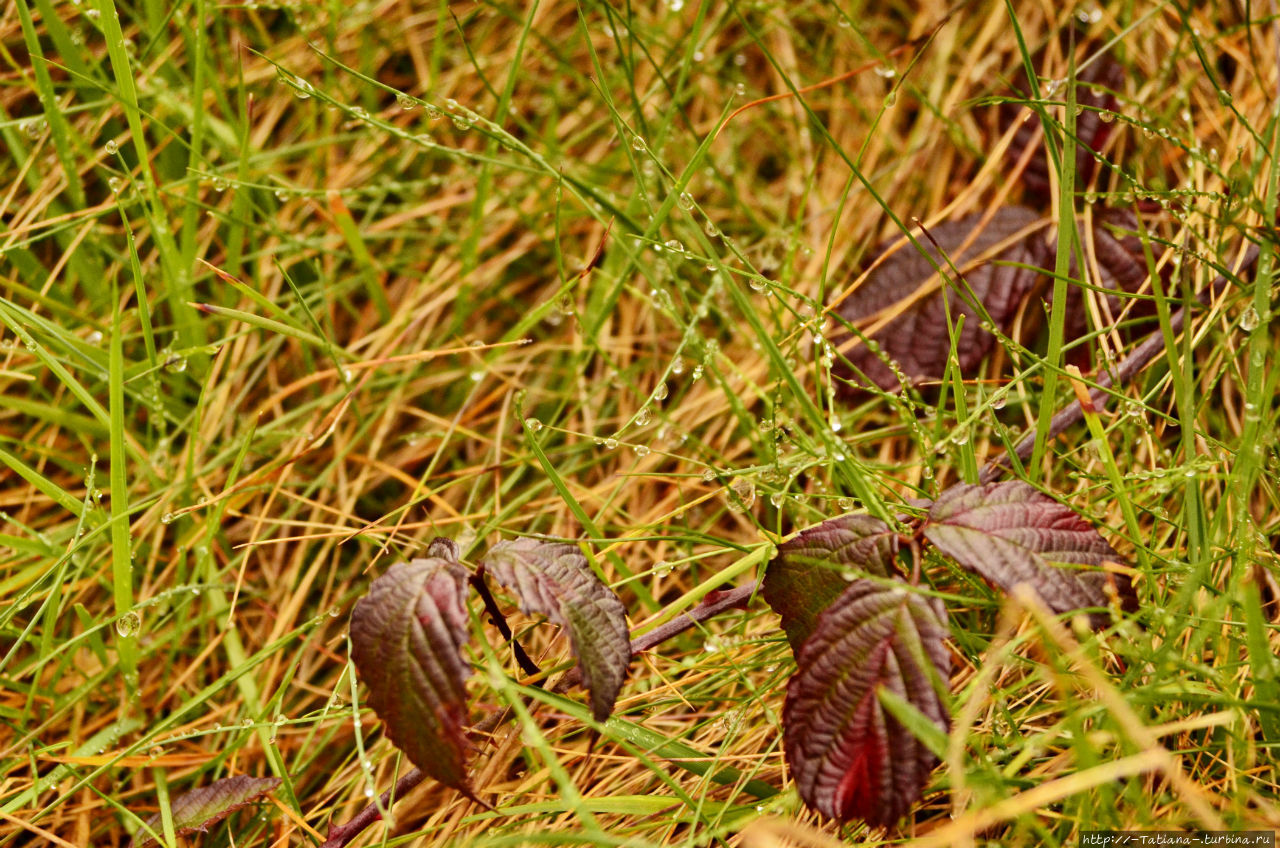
[979,243,1260,484]
[320,581,761,848]
[470,568,542,679]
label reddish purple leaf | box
[349,556,475,794]
[923,481,1134,624]
[484,538,630,721]
[763,514,900,653]
[1058,209,1162,360]
[784,579,950,825]
[131,775,281,847]
[830,206,1053,393]
[1000,47,1124,199]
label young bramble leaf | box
[763,514,899,653]
[349,556,475,794]
[131,775,282,847]
[484,538,630,721]
[923,480,1134,624]
[784,578,950,826]
[830,206,1053,394]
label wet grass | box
[1,1,1278,845]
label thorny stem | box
[978,243,1260,484]
[470,567,542,679]
[321,581,760,848]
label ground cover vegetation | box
[2,0,1279,845]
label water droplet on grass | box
[633,444,650,457]
[603,437,618,450]
[104,139,119,155]
[524,417,543,432]
[396,93,414,109]
[631,136,647,152]
[1241,306,1260,331]
[678,192,694,210]
[115,611,141,638]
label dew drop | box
[633,444,650,457]
[727,476,756,511]
[363,787,374,798]
[524,417,543,432]
[678,192,694,210]
[672,356,686,375]
[87,330,104,345]
[702,468,717,483]
[160,512,174,525]
[652,382,668,402]
[874,64,896,79]
[396,93,414,109]
[1241,306,1260,331]
[631,135,647,152]
[991,395,1007,410]
[690,365,704,381]
[664,239,684,253]
[604,437,619,450]
[104,139,119,155]
[213,176,229,192]
[469,369,484,382]
[1098,110,1115,123]
[293,79,314,99]
[769,492,784,507]
[837,497,854,511]
[635,407,653,426]
[107,177,124,194]
[115,611,141,638]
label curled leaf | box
[427,536,460,561]
[830,206,1053,393]
[350,556,475,793]
[763,514,900,653]
[484,538,630,721]
[923,480,1135,624]
[132,775,282,847]
[784,579,950,825]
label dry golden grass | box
[2,0,1279,845]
